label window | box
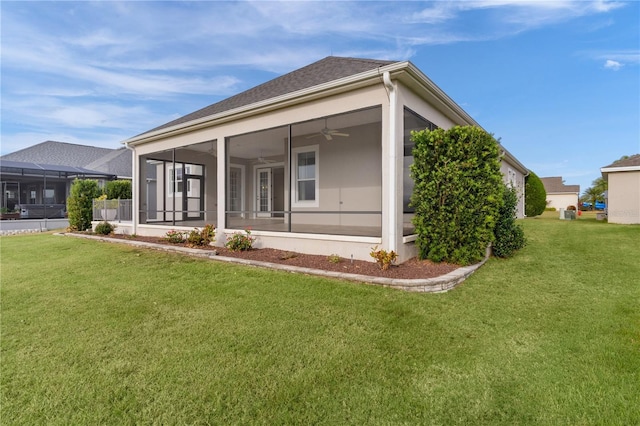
[168,164,191,196]
[44,188,55,204]
[292,145,319,207]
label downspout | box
[383,71,397,253]
[124,141,138,235]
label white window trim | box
[291,145,319,208]
[167,164,192,197]
[229,163,246,215]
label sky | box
[1,0,638,194]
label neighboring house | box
[600,154,640,224]
[0,141,131,218]
[122,56,528,262]
[540,176,580,210]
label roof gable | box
[84,148,132,178]
[146,56,396,134]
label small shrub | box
[567,205,576,211]
[370,246,397,271]
[327,254,341,264]
[225,229,255,252]
[493,185,526,258]
[545,207,557,212]
[94,221,115,235]
[164,229,186,244]
[186,224,216,247]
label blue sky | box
[1,0,638,193]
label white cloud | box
[604,59,623,70]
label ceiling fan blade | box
[332,132,349,137]
[324,133,333,141]
[306,134,320,139]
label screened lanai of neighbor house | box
[121,56,528,262]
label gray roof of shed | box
[540,176,580,194]
[145,56,396,134]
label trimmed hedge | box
[525,171,546,217]
[104,180,131,200]
[410,126,503,265]
[67,179,101,231]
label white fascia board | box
[500,146,529,175]
[601,165,640,173]
[123,62,409,147]
[401,62,481,128]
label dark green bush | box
[525,171,546,217]
[104,180,132,199]
[410,126,503,265]
[67,179,102,231]
[94,221,115,235]
[493,185,526,258]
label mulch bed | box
[97,233,460,280]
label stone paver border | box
[57,233,489,293]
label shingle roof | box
[84,148,132,178]
[602,154,640,169]
[0,140,114,167]
[540,176,580,193]
[146,56,397,134]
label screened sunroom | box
[225,107,383,237]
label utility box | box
[559,208,565,220]
[564,210,576,220]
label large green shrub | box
[493,185,526,258]
[104,180,131,199]
[524,171,546,217]
[67,179,101,231]
[410,126,503,265]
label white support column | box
[125,143,138,235]
[216,137,226,244]
[383,71,398,254]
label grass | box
[1,215,639,425]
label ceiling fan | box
[252,151,277,164]
[306,118,349,141]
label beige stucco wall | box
[546,193,578,211]
[607,171,640,224]
[288,121,382,227]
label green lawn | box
[1,216,639,425]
